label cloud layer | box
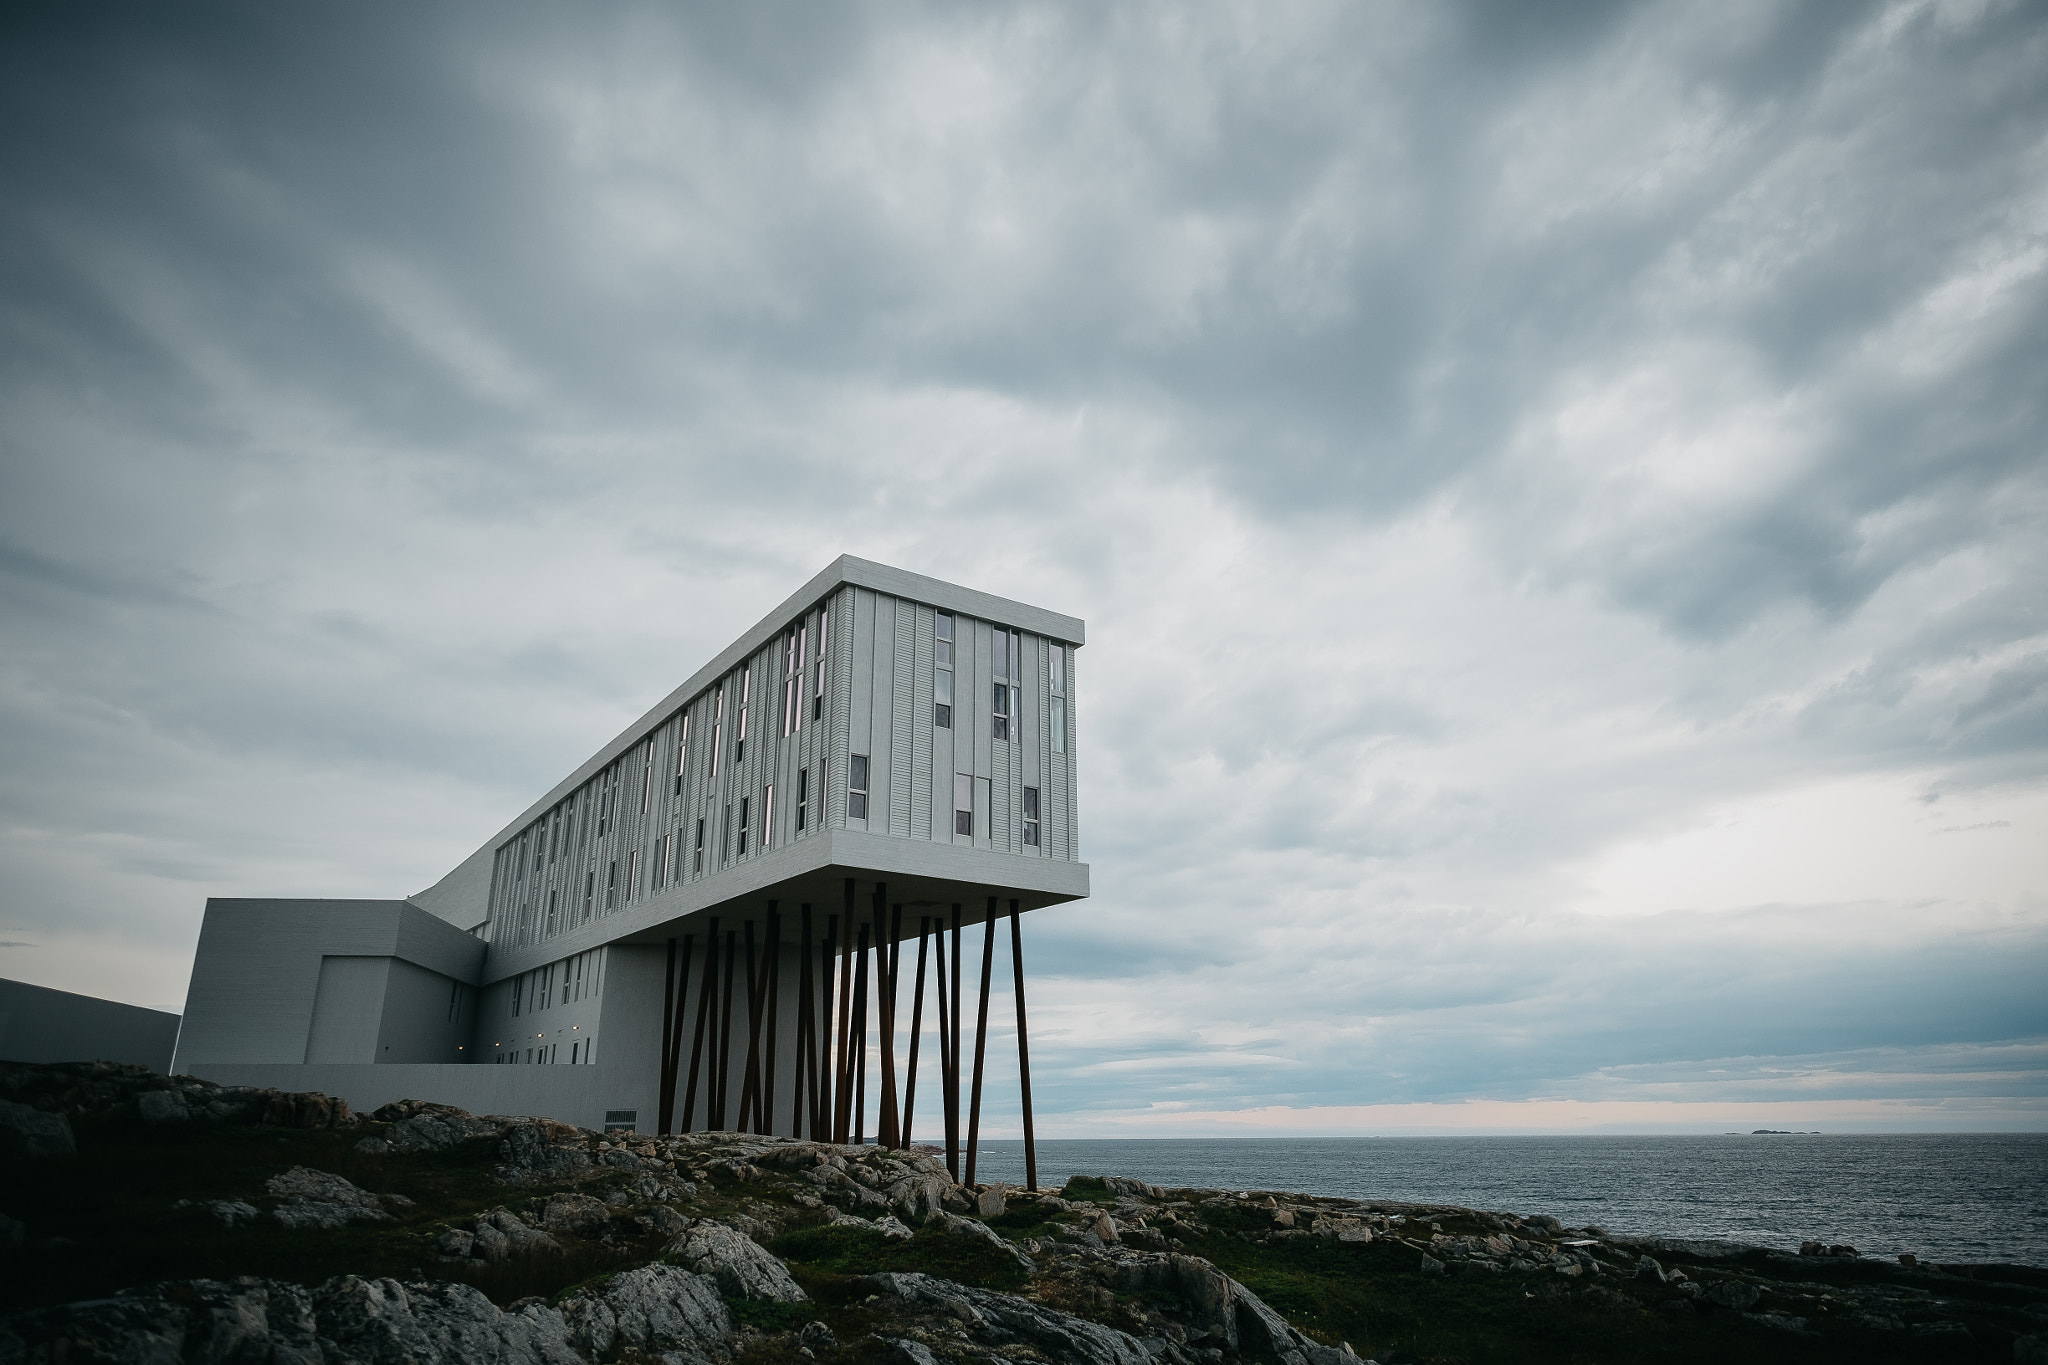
[1,0,2043,1129]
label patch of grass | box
[725,1296,823,1332]
[1057,1175,1119,1207]
[0,1116,654,1312]
[772,1223,1029,1292]
[1175,1230,1930,1365]
[985,1205,1061,1239]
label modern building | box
[176,557,1085,1181]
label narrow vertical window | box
[990,628,1019,740]
[934,612,954,728]
[640,738,654,813]
[693,817,705,874]
[675,714,691,794]
[546,890,557,936]
[761,785,774,848]
[1023,786,1041,846]
[954,773,974,837]
[712,687,724,777]
[813,606,829,721]
[736,666,751,762]
[848,754,870,820]
[782,626,799,737]
[735,799,748,857]
[1050,643,1067,753]
[796,767,809,832]
[584,871,596,917]
[623,852,637,904]
[652,834,666,891]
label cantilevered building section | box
[176,557,1085,1184]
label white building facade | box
[175,558,1085,1180]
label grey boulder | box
[556,1263,731,1363]
[264,1167,393,1230]
[0,1100,73,1158]
[869,1271,1163,1365]
[136,1091,189,1127]
[667,1220,808,1301]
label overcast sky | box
[2,0,2043,1134]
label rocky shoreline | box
[3,1061,2044,1364]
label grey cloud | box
[0,0,2042,1125]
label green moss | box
[1057,1175,1119,1206]
[0,1117,659,1312]
[725,1296,822,1332]
[1171,1230,1941,1365]
[771,1223,1029,1291]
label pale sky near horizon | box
[1,0,2043,1135]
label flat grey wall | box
[0,977,180,1071]
[377,958,473,1064]
[305,957,389,1063]
[175,900,485,1070]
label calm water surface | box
[966,1134,2048,1265]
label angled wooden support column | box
[763,906,783,1136]
[876,888,900,1148]
[714,927,738,1130]
[851,923,871,1145]
[833,880,857,1143]
[657,937,679,1134]
[797,906,816,1139]
[819,912,840,1140]
[945,903,962,1179]
[1009,899,1037,1192]
[681,918,720,1133]
[738,919,763,1132]
[965,897,998,1185]
[664,935,693,1134]
[901,916,929,1147]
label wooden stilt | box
[902,917,929,1147]
[763,906,782,1136]
[965,898,997,1184]
[658,937,679,1133]
[833,881,857,1143]
[682,918,719,1133]
[947,903,962,1179]
[876,890,899,1148]
[851,923,871,1145]
[665,935,693,1134]
[819,913,839,1140]
[1009,900,1037,1191]
[738,919,762,1132]
[797,906,815,1139]
[714,927,737,1130]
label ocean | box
[964,1133,2048,1265]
